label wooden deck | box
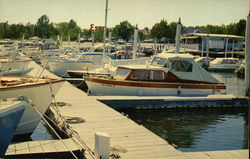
[5,138,83,158]
[24,59,249,159]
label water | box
[121,108,248,152]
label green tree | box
[112,20,134,41]
[150,19,169,41]
[55,19,81,41]
[235,19,246,36]
[34,15,58,38]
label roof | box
[182,33,244,39]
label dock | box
[5,138,83,158]
[10,59,248,158]
[95,94,248,109]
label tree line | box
[0,15,246,43]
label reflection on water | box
[31,120,56,141]
[12,121,55,142]
[121,108,248,152]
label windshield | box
[151,57,166,66]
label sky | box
[0,0,249,29]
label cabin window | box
[171,60,192,72]
[221,59,238,64]
[152,70,166,80]
[151,57,166,66]
[130,70,165,80]
[113,68,131,80]
[130,70,150,80]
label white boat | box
[49,52,110,77]
[0,99,26,157]
[0,56,32,69]
[208,58,241,71]
[0,76,65,135]
[85,53,226,96]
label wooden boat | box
[0,99,26,157]
[0,76,65,135]
[85,53,226,96]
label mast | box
[103,0,108,59]
[175,17,182,53]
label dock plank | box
[14,142,30,154]
[27,141,43,154]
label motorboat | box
[85,53,226,96]
[194,57,212,69]
[48,52,110,77]
[0,99,26,157]
[208,58,241,72]
[0,76,65,135]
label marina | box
[2,50,247,158]
[0,0,249,158]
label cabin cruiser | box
[0,98,25,157]
[85,53,226,96]
[0,76,65,135]
[208,58,241,71]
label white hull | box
[209,64,240,71]
[49,61,94,77]
[0,81,65,135]
[86,81,222,96]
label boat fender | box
[177,86,181,95]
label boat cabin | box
[112,66,180,82]
[111,53,221,84]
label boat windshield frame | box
[150,57,167,67]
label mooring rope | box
[47,79,96,159]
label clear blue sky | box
[0,0,249,29]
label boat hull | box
[49,61,94,77]
[0,79,65,135]
[85,78,226,96]
[0,101,25,157]
[209,64,240,72]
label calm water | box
[121,108,248,152]
[27,72,248,152]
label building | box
[181,33,244,52]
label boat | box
[0,99,26,157]
[0,76,65,135]
[208,58,241,72]
[48,52,109,77]
[85,53,226,96]
[194,57,211,69]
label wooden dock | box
[95,94,248,109]
[23,59,249,158]
[5,138,83,158]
